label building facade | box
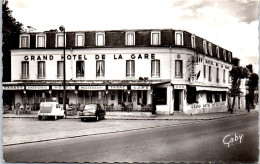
[3,29,233,115]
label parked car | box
[79,104,105,121]
[38,102,66,120]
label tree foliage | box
[2,0,23,81]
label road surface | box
[3,113,258,163]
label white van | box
[38,102,66,120]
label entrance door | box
[174,90,180,111]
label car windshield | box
[84,105,96,112]
[40,104,53,113]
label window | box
[38,61,45,78]
[175,60,183,78]
[203,40,207,54]
[208,66,211,81]
[151,60,160,77]
[222,92,226,101]
[76,61,84,77]
[216,47,220,58]
[223,50,226,60]
[216,68,219,83]
[215,93,220,102]
[125,32,135,46]
[76,33,84,47]
[207,92,212,103]
[36,34,46,48]
[208,43,212,56]
[175,32,183,45]
[126,60,135,77]
[20,35,30,48]
[204,65,206,78]
[137,91,147,105]
[96,32,105,46]
[191,35,196,48]
[96,60,105,77]
[56,34,65,47]
[21,61,29,79]
[151,31,160,45]
[228,52,232,62]
[57,61,64,78]
[223,69,226,83]
[187,86,197,104]
[153,88,167,105]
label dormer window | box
[151,31,161,45]
[216,47,220,58]
[56,33,66,47]
[191,35,196,48]
[96,32,105,46]
[36,34,46,48]
[223,50,226,61]
[20,34,30,48]
[228,52,232,62]
[203,40,207,54]
[208,43,212,56]
[75,33,85,47]
[175,32,183,46]
[125,32,135,46]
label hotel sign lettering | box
[108,86,127,90]
[26,86,49,90]
[3,86,24,90]
[174,85,186,90]
[131,86,151,90]
[52,86,75,90]
[79,86,106,90]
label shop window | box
[207,92,213,103]
[187,86,197,104]
[96,60,105,77]
[203,40,207,54]
[21,61,29,79]
[191,35,196,48]
[20,35,30,48]
[126,60,135,77]
[137,90,147,105]
[153,88,167,105]
[175,60,183,78]
[215,93,220,102]
[222,92,226,101]
[76,61,84,77]
[78,91,84,97]
[96,32,105,46]
[118,91,127,104]
[151,31,160,45]
[126,32,135,46]
[175,32,183,46]
[38,61,45,78]
[85,91,90,98]
[36,35,46,48]
[57,61,64,78]
[76,33,84,47]
[56,34,65,47]
[151,60,160,77]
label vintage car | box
[79,104,105,121]
[38,102,66,120]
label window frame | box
[175,31,183,46]
[151,60,160,78]
[56,33,66,47]
[37,61,46,79]
[96,60,105,77]
[125,31,135,46]
[151,31,161,46]
[21,61,29,79]
[126,60,135,77]
[191,35,196,48]
[20,34,30,48]
[75,33,85,47]
[175,60,183,78]
[36,34,46,48]
[96,32,105,46]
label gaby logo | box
[223,133,243,148]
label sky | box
[8,0,259,72]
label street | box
[3,113,258,163]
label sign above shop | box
[79,86,106,90]
[26,86,49,90]
[174,85,186,90]
[131,86,151,90]
[3,86,24,90]
[108,86,127,90]
[52,86,75,90]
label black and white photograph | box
[2,0,259,163]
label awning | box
[196,86,229,92]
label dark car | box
[79,104,105,121]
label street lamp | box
[59,25,66,115]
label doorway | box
[174,90,181,111]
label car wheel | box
[54,116,57,120]
[38,116,42,120]
[63,114,66,119]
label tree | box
[229,66,249,113]
[246,73,259,110]
[2,0,23,82]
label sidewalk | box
[3,108,258,120]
